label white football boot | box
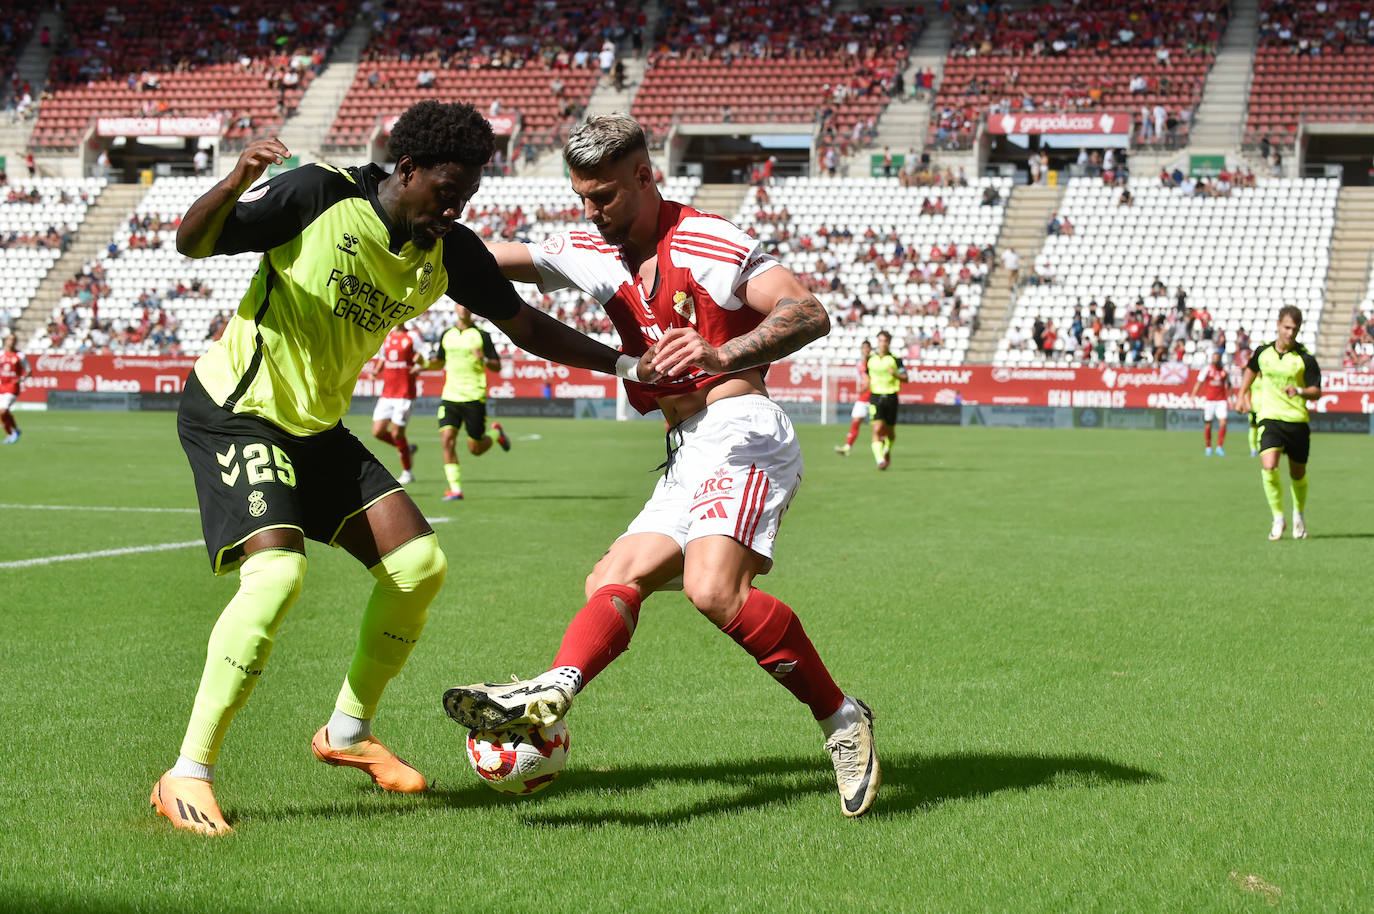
[443,676,573,730]
[825,697,881,818]
[1268,514,1286,541]
[1293,511,1307,539]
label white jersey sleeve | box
[526,232,624,303]
[668,215,780,311]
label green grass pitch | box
[1,411,1371,912]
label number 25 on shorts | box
[216,443,297,488]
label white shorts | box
[0,393,15,412]
[1202,399,1228,422]
[850,399,869,422]
[372,397,414,427]
[623,395,803,572]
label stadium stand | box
[631,3,920,149]
[1,176,103,336]
[931,0,1226,149]
[24,176,256,354]
[995,177,1339,367]
[325,0,637,152]
[1,1,40,114]
[731,176,1012,366]
[1343,258,1374,368]
[31,0,356,151]
[1246,0,1374,150]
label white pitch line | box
[0,503,198,514]
[0,540,204,570]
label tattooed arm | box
[650,266,830,377]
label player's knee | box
[682,575,748,625]
[240,548,307,603]
[372,533,448,602]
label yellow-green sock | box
[444,461,462,492]
[335,534,447,720]
[871,440,885,465]
[1261,468,1283,517]
[180,549,306,764]
[1291,474,1308,513]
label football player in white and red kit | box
[369,321,424,483]
[443,115,880,817]
[1,332,30,444]
[835,339,871,455]
[1191,349,1231,456]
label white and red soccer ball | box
[465,720,570,795]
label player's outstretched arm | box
[652,267,829,377]
[177,138,290,259]
[485,242,542,284]
[495,304,657,381]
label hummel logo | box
[217,445,240,486]
[337,232,360,255]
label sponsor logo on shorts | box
[247,490,267,517]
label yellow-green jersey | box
[866,352,905,396]
[193,162,522,436]
[438,324,498,402]
[1246,341,1321,423]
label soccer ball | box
[465,719,571,795]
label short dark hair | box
[876,330,892,341]
[387,100,494,170]
[1278,305,1303,327]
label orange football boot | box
[310,726,427,793]
[150,772,234,836]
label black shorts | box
[178,371,402,574]
[1257,418,1311,464]
[869,393,899,426]
[439,399,488,440]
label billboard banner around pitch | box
[21,356,1374,416]
[985,112,1133,136]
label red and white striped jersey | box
[1196,364,1228,401]
[0,350,28,396]
[527,199,780,414]
[376,327,422,400]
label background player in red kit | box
[1191,349,1231,456]
[835,339,871,456]
[368,321,424,483]
[0,332,30,444]
[443,114,881,818]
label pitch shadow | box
[1307,532,1374,539]
[428,750,1160,827]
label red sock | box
[844,418,862,447]
[375,428,396,446]
[1218,424,1226,446]
[721,589,845,720]
[551,584,642,687]
[1204,426,1212,447]
[0,412,12,434]
[395,431,411,469]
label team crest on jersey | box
[672,290,696,323]
[247,490,267,518]
[541,235,565,254]
[418,261,433,294]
